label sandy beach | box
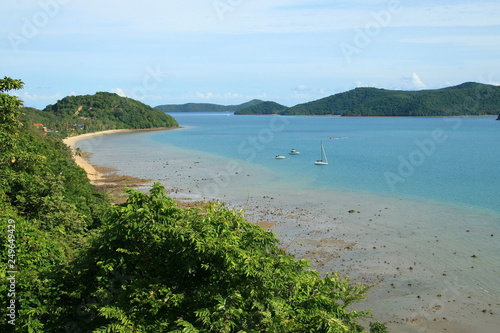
[64,129,139,185]
[63,128,179,186]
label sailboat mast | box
[322,142,328,164]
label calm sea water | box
[81,113,500,332]
[149,113,499,213]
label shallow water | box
[79,113,500,332]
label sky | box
[2,0,500,109]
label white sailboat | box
[314,142,328,165]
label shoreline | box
[63,127,180,150]
[235,114,498,118]
[63,127,180,186]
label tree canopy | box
[234,101,288,115]
[1,77,111,332]
[51,184,376,332]
[233,83,500,117]
[155,99,264,113]
[26,92,178,137]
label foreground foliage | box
[1,77,386,332]
[1,77,110,332]
[52,184,372,332]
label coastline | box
[63,127,179,187]
[63,127,180,150]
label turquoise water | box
[149,113,499,213]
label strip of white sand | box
[63,129,140,150]
[63,128,179,184]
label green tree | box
[0,77,25,165]
[52,183,379,332]
[40,92,179,135]
[0,77,110,332]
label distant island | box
[24,92,178,137]
[155,99,264,112]
[235,82,500,117]
[235,101,288,115]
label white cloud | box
[295,84,309,91]
[411,73,426,89]
[111,88,127,97]
[196,92,215,99]
[17,91,63,103]
[195,91,249,100]
[402,73,426,90]
[480,74,500,86]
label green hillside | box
[283,82,500,116]
[234,101,288,115]
[31,92,178,136]
[155,99,264,112]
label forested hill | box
[32,92,178,136]
[284,82,500,116]
[235,101,288,115]
[155,99,264,112]
[238,82,498,117]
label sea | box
[78,113,500,332]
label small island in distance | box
[155,99,264,113]
[156,82,500,117]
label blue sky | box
[2,0,499,109]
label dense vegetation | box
[1,77,111,332]
[234,83,500,117]
[27,92,178,137]
[155,99,264,112]
[234,101,288,115]
[1,77,386,331]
